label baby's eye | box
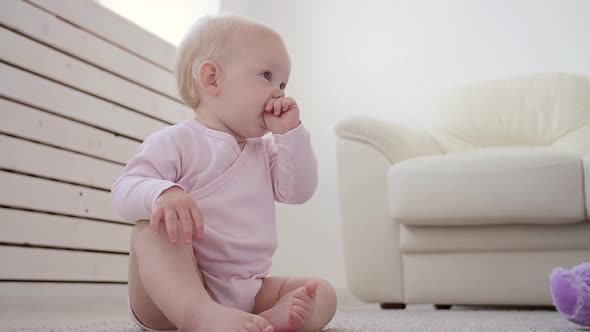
[262,71,272,81]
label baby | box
[111,14,337,332]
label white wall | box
[99,0,220,45]
[221,0,590,289]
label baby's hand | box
[151,186,204,244]
[263,96,301,134]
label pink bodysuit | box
[111,119,317,313]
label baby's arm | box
[111,130,184,222]
[265,123,318,204]
[112,129,203,243]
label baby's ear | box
[197,61,220,96]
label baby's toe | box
[244,321,262,332]
[288,310,305,329]
[293,287,313,303]
[249,315,273,332]
[304,281,319,298]
[292,304,308,319]
[292,297,310,311]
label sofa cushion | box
[388,147,586,226]
[424,73,590,154]
[400,222,590,253]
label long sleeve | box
[265,123,318,204]
[111,129,186,223]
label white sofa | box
[335,73,590,309]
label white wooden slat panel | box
[0,27,191,124]
[0,135,122,190]
[0,171,123,223]
[0,246,128,282]
[0,63,167,141]
[0,208,131,253]
[0,0,180,101]
[0,98,139,164]
[29,0,176,72]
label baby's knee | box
[130,220,197,262]
[130,220,178,252]
[130,220,151,250]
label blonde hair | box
[176,15,271,108]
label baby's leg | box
[253,277,337,332]
[129,220,273,332]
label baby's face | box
[215,28,291,139]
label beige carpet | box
[4,306,589,332]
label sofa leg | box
[380,303,406,309]
[434,304,453,310]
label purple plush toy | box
[550,262,590,327]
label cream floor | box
[1,282,582,332]
[0,282,369,329]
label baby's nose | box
[272,89,285,99]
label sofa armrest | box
[334,116,442,163]
[334,117,441,303]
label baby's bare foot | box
[259,281,318,332]
[184,302,273,332]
